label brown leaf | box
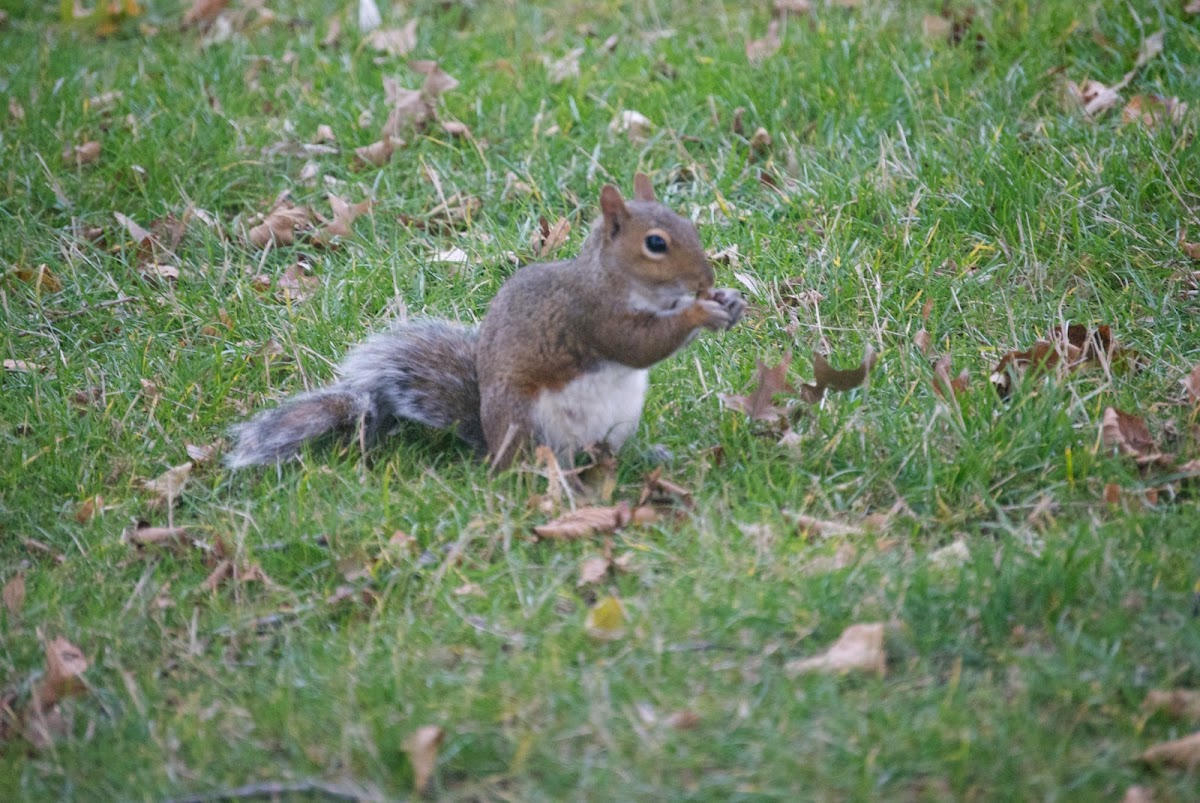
[1121,787,1153,803]
[125,523,190,548]
[531,216,571,258]
[577,556,611,586]
[785,622,886,676]
[720,353,795,423]
[63,141,101,167]
[1100,407,1169,466]
[932,354,970,399]
[1183,364,1200,407]
[185,442,217,463]
[353,135,398,168]
[1067,79,1122,118]
[788,512,865,539]
[200,559,233,592]
[140,462,192,507]
[922,14,952,39]
[746,19,781,64]
[182,0,227,28]
[441,119,470,138]
[9,98,25,123]
[14,264,62,293]
[411,60,459,97]
[637,466,693,508]
[610,110,651,142]
[403,725,445,794]
[813,348,877,392]
[989,324,1110,398]
[247,200,312,248]
[381,86,430,135]
[1143,689,1200,721]
[707,244,741,268]
[3,573,25,618]
[533,503,631,541]
[1141,730,1200,769]
[32,637,89,714]
[367,20,418,56]
[4,359,46,373]
[664,709,702,730]
[1122,94,1187,128]
[543,48,583,83]
[74,495,104,523]
[275,263,321,303]
[913,329,933,355]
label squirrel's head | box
[594,174,715,305]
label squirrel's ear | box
[599,184,628,234]
[633,172,656,202]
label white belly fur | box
[532,362,650,459]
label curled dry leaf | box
[200,560,233,592]
[913,329,933,355]
[367,19,418,56]
[14,264,62,293]
[610,110,651,142]
[411,60,459,96]
[531,216,571,258]
[185,442,217,463]
[3,573,25,618]
[932,354,970,399]
[746,19,781,64]
[785,622,886,677]
[441,119,470,138]
[585,595,627,641]
[1141,730,1200,769]
[125,522,191,548]
[1100,407,1170,467]
[1067,79,1122,118]
[1181,363,1200,406]
[182,0,227,28]
[63,141,101,167]
[141,462,192,506]
[248,200,312,248]
[354,135,398,168]
[1143,689,1200,721]
[1122,95,1187,128]
[812,348,877,393]
[707,244,740,268]
[33,637,89,714]
[5,359,46,373]
[533,503,631,541]
[544,48,584,83]
[990,323,1112,398]
[577,556,611,587]
[720,353,795,423]
[403,725,445,795]
[788,512,865,539]
[276,263,321,303]
[638,466,693,508]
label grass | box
[2,0,1199,798]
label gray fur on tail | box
[225,319,482,468]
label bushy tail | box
[225,319,482,469]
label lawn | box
[2,0,1199,799]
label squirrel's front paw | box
[695,298,732,331]
[709,288,746,330]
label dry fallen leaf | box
[531,216,571,258]
[812,348,877,393]
[533,504,631,541]
[932,354,970,399]
[786,622,886,676]
[14,264,62,294]
[746,19,781,64]
[33,637,89,714]
[1143,689,1200,721]
[431,246,469,265]
[4,359,47,373]
[1121,787,1153,803]
[182,0,227,28]
[403,725,445,794]
[1100,407,1170,467]
[1067,79,1122,118]
[367,19,418,56]
[63,141,101,167]
[125,523,191,548]
[3,573,25,618]
[788,512,865,539]
[1122,94,1187,128]
[141,462,192,507]
[720,353,795,423]
[610,110,651,142]
[200,560,234,592]
[185,442,217,463]
[1141,730,1200,769]
[585,595,627,641]
[664,710,701,730]
[577,556,611,587]
[1181,363,1200,407]
[248,200,312,248]
[354,135,398,168]
[276,263,321,303]
[544,47,584,83]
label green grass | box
[2,0,1200,798]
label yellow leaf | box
[585,595,627,641]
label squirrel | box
[225,173,746,471]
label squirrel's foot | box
[709,288,747,330]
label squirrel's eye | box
[644,234,668,254]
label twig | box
[44,295,138,320]
[165,779,384,803]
